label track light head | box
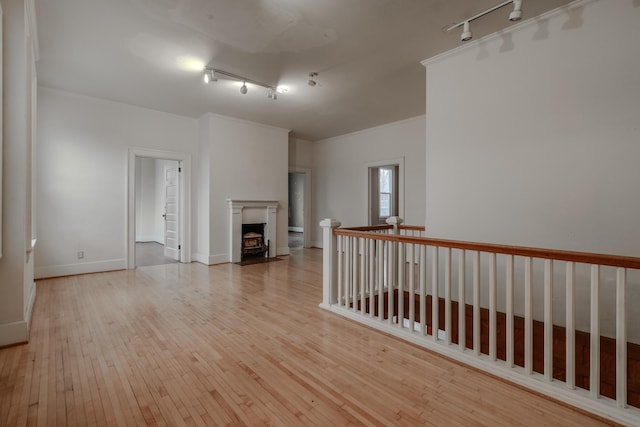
[203,69,218,84]
[461,21,472,42]
[240,82,248,95]
[509,0,523,21]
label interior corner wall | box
[35,87,198,278]
[204,114,289,263]
[423,0,640,258]
[288,137,314,169]
[312,116,426,246]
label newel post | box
[320,218,341,307]
[386,216,404,234]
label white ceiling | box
[35,0,572,141]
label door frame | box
[288,167,312,249]
[127,147,191,268]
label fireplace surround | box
[227,199,278,263]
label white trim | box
[421,0,583,67]
[128,147,192,269]
[312,240,323,249]
[0,321,29,347]
[288,167,312,248]
[319,303,640,426]
[35,259,127,279]
[192,252,210,265]
[24,281,36,334]
[288,226,304,233]
[365,157,405,225]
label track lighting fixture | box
[308,72,318,87]
[509,0,523,21]
[461,21,472,42]
[446,0,524,43]
[203,66,280,99]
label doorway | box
[288,168,311,251]
[134,157,180,267]
[127,148,191,269]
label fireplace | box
[241,223,268,260]
[227,199,279,263]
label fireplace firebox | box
[241,223,268,259]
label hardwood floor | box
[0,249,616,426]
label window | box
[369,164,399,225]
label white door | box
[164,166,180,260]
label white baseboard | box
[209,254,229,265]
[192,252,210,265]
[277,247,290,257]
[288,226,304,233]
[136,236,156,242]
[35,259,127,279]
[0,320,29,347]
[311,240,323,248]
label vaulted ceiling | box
[35,0,572,140]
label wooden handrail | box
[333,228,640,269]
[341,225,392,231]
[340,224,426,232]
[399,225,426,231]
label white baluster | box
[544,259,553,382]
[506,255,514,367]
[377,240,384,321]
[420,245,427,336]
[616,268,626,408]
[432,247,439,340]
[409,244,416,332]
[388,240,395,325]
[360,238,366,315]
[345,236,351,309]
[458,250,466,351]
[590,265,600,398]
[445,248,452,345]
[337,235,343,307]
[369,239,375,317]
[352,237,358,313]
[489,253,497,361]
[525,257,533,374]
[398,242,405,328]
[473,251,480,356]
[566,262,575,389]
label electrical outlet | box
[77,251,84,260]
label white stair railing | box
[319,217,640,426]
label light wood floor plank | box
[0,249,617,426]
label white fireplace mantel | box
[227,199,278,263]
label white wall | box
[201,113,290,263]
[36,88,198,278]
[423,0,640,341]
[312,116,426,246]
[424,0,640,256]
